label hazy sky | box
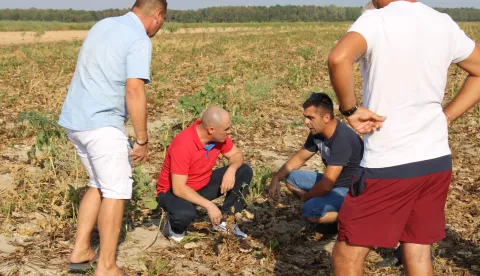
[1,0,479,10]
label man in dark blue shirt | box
[269,93,364,227]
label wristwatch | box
[136,139,148,146]
[340,105,358,117]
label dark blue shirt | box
[304,121,364,188]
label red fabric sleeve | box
[220,136,234,154]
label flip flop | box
[67,253,99,271]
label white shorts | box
[66,127,133,199]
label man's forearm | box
[126,85,148,142]
[273,164,291,182]
[227,153,243,171]
[273,156,304,182]
[303,179,333,201]
[328,59,357,111]
[173,185,212,210]
[444,75,480,123]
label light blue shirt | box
[58,12,152,133]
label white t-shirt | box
[348,1,476,168]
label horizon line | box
[1,4,480,12]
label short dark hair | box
[302,92,334,118]
[133,0,168,14]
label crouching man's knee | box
[302,200,339,224]
[238,163,253,184]
[303,212,339,224]
[169,208,197,230]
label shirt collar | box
[313,121,340,145]
[192,120,206,150]
[126,12,146,34]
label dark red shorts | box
[337,155,452,248]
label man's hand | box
[220,168,236,194]
[206,203,222,225]
[268,176,281,201]
[346,106,386,134]
[130,143,148,163]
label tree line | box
[1,5,480,23]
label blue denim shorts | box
[285,170,348,219]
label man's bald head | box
[200,106,231,143]
[202,106,230,128]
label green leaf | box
[144,198,158,210]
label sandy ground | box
[0,133,331,276]
[1,24,478,275]
[0,27,264,46]
[0,30,89,45]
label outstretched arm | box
[268,148,315,200]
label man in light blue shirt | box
[60,1,167,275]
[59,10,153,134]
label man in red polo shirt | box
[156,106,253,242]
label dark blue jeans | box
[285,170,348,219]
[157,164,253,234]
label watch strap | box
[135,139,148,146]
[341,105,358,117]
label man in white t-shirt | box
[327,0,480,275]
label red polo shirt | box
[156,120,234,194]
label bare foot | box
[94,265,125,276]
[69,248,97,263]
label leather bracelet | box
[135,139,148,146]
